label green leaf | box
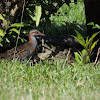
[87,22,94,26]
[72,30,86,48]
[9,28,20,34]
[8,31,12,35]
[92,24,100,29]
[28,8,36,21]
[0,14,5,21]
[90,39,99,53]
[82,49,87,55]
[29,14,36,21]
[85,36,89,47]
[35,3,42,27]
[74,52,81,63]
[0,37,3,46]
[81,49,89,64]
[0,29,5,36]
[19,37,24,42]
[6,38,10,43]
[88,31,99,45]
[0,37,3,41]
[10,23,24,28]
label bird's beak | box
[38,32,46,36]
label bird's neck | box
[29,35,37,49]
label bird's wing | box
[0,42,35,60]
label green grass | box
[0,59,100,100]
[0,1,100,100]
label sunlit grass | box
[0,59,100,100]
[0,1,100,100]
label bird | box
[0,29,46,61]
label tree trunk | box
[84,0,100,41]
[84,0,100,61]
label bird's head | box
[29,30,45,41]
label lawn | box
[0,1,100,100]
[0,59,100,100]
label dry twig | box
[94,47,100,65]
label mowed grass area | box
[0,59,100,100]
[0,1,100,100]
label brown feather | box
[0,30,45,60]
[0,42,35,60]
